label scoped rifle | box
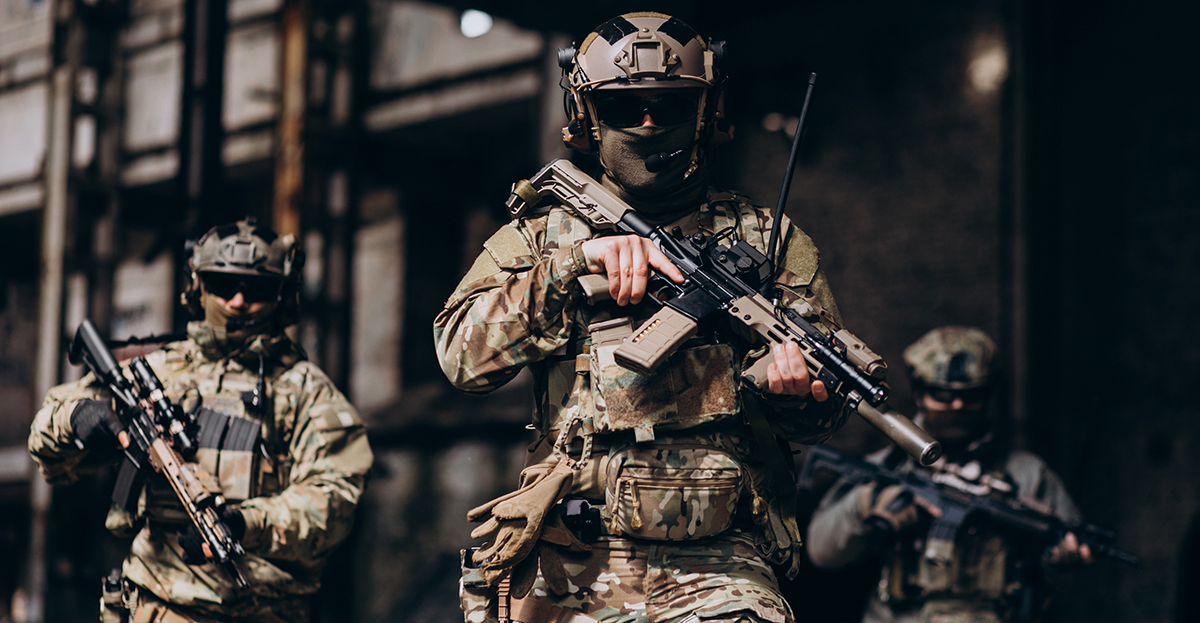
[68,319,250,588]
[798,445,1139,566]
[504,159,941,465]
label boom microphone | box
[644,149,686,172]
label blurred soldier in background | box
[437,11,854,623]
[29,219,373,623]
[806,326,1090,623]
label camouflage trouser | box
[123,585,310,623]
[511,534,793,623]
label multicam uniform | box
[806,439,1081,623]
[436,190,852,623]
[29,323,373,622]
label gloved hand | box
[467,460,578,594]
[70,399,122,451]
[857,483,941,533]
[180,505,246,565]
[506,512,590,597]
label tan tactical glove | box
[506,512,590,597]
[468,459,585,596]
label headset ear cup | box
[709,87,734,146]
[181,271,204,318]
[561,90,594,152]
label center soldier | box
[436,12,853,623]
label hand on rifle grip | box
[70,399,122,451]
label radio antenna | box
[764,72,817,298]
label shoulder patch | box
[311,405,363,430]
[483,224,537,267]
[780,226,820,286]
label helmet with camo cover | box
[558,12,732,154]
[903,326,996,390]
[181,217,304,323]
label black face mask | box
[597,122,698,200]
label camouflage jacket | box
[434,188,851,494]
[29,322,373,617]
[806,435,1081,623]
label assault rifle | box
[505,159,941,465]
[68,319,250,588]
[798,445,1139,566]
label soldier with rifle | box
[806,327,1103,623]
[436,11,938,623]
[28,219,373,622]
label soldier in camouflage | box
[29,219,373,623]
[806,326,1091,623]
[436,12,853,623]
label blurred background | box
[0,0,1197,621]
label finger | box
[1080,543,1093,564]
[616,240,633,306]
[767,362,783,394]
[629,240,648,305]
[912,495,943,518]
[646,243,685,283]
[771,344,793,394]
[605,246,622,302]
[811,380,828,402]
[785,342,810,397]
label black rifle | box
[798,445,1139,566]
[505,159,940,465]
[69,319,250,588]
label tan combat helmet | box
[559,12,732,154]
[181,218,303,320]
[903,326,997,391]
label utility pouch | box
[605,441,744,540]
[100,569,129,623]
[460,548,499,623]
[589,318,740,441]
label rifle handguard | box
[613,307,698,376]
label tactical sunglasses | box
[200,273,282,303]
[925,386,990,406]
[592,91,700,128]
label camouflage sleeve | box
[1005,450,1082,524]
[806,475,873,569]
[752,221,852,444]
[433,219,590,394]
[236,362,374,562]
[28,374,121,485]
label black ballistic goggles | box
[201,273,282,303]
[592,91,701,128]
[924,386,991,406]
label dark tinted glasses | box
[925,386,990,406]
[592,91,701,128]
[201,273,282,303]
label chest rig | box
[879,452,1019,605]
[139,344,296,524]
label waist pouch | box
[605,440,745,540]
[589,318,740,439]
